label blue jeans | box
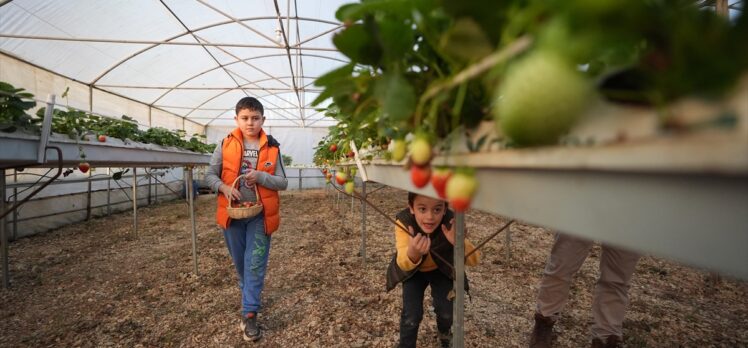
[223,214,271,316]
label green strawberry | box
[495,50,593,146]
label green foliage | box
[0,82,40,133]
[0,79,216,154]
[281,154,293,166]
[313,0,747,163]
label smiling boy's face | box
[235,108,264,140]
[409,195,446,234]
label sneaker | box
[240,312,262,342]
[438,331,452,348]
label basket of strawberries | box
[225,176,263,219]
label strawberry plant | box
[0,81,39,133]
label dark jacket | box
[385,208,470,292]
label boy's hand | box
[220,184,242,201]
[406,226,430,263]
[244,169,260,185]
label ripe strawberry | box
[495,50,592,146]
[389,139,406,162]
[78,162,90,173]
[344,181,355,194]
[322,168,328,174]
[98,135,106,142]
[347,150,355,158]
[409,137,431,166]
[410,165,431,188]
[329,144,338,152]
[335,171,347,185]
[446,172,477,212]
[430,167,452,199]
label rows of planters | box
[312,0,748,210]
[1,81,215,173]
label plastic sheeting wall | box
[0,53,204,134]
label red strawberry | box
[430,167,452,199]
[329,144,338,152]
[347,150,355,158]
[446,172,477,212]
[335,171,347,185]
[98,135,106,142]
[410,165,431,188]
[78,162,90,173]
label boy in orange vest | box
[205,97,288,341]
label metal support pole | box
[12,170,18,241]
[505,226,512,262]
[361,181,367,265]
[298,168,302,190]
[453,212,466,348]
[154,175,159,204]
[1,169,8,288]
[106,168,111,216]
[132,167,138,237]
[86,171,92,220]
[148,173,152,205]
[187,167,199,275]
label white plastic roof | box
[0,0,349,128]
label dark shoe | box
[529,313,555,348]
[240,312,262,342]
[591,336,621,348]
[438,331,452,348]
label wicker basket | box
[225,176,263,219]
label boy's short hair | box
[407,192,448,209]
[235,96,264,116]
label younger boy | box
[386,192,481,348]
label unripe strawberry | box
[446,172,477,212]
[410,165,431,188]
[350,168,357,177]
[409,137,431,166]
[344,181,355,194]
[389,139,406,162]
[335,171,347,185]
[495,50,592,146]
[430,167,452,199]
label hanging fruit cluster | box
[312,0,747,211]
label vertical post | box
[453,212,466,348]
[86,170,92,220]
[148,172,152,205]
[298,168,302,190]
[132,167,138,238]
[12,169,18,241]
[1,169,9,288]
[361,181,367,265]
[505,226,512,262]
[106,168,111,216]
[186,167,199,275]
[154,173,159,204]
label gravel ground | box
[1,186,746,347]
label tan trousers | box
[536,233,640,339]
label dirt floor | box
[1,186,746,347]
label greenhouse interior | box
[1,1,746,347]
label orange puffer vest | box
[216,128,281,234]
